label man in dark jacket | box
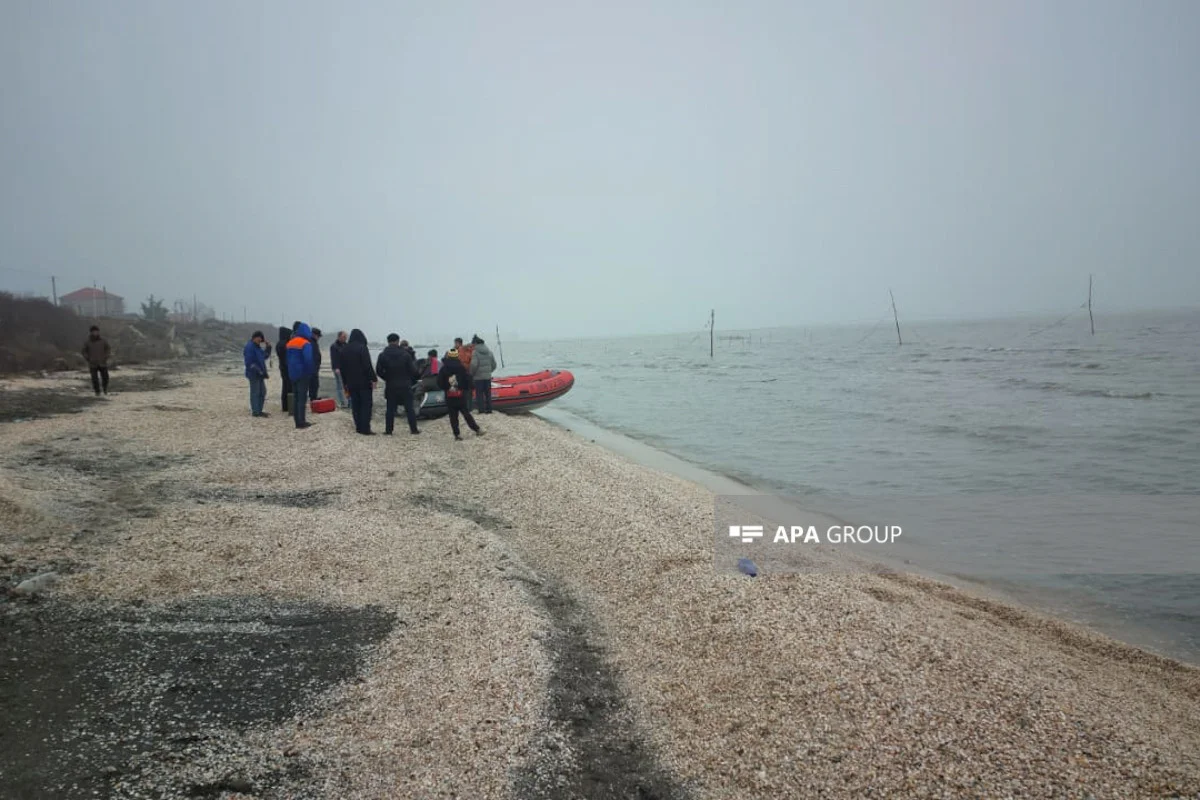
[340,329,377,435]
[469,334,498,413]
[243,331,271,417]
[330,331,349,408]
[82,325,111,396]
[275,326,292,412]
[309,328,323,402]
[437,349,483,440]
[375,333,421,435]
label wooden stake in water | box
[890,289,903,345]
[1088,275,1095,335]
[496,324,505,368]
[710,309,715,358]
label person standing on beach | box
[340,329,378,435]
[437,348,483,440]
[455,337,475,411]
[242,331,270,418]
[330,331,349,409]
[309,328,323,402]
[275,325,292,412]
[375,334,420,435]
[81,325,111,396]
[285,322,317,429]
[468,334,498,414]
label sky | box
[1,0,1198,341]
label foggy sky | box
[2,0,1198,341]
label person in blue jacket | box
[286,322,317,429]
[243,330,271,418]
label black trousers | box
[447,400,479,437]
[281,376,292,411]
[309,372,320,401]
[385,386,418,433]
[474,379,493,413]
[89,366,109,394]
[349,387,374,433]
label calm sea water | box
[496,309,1200,663]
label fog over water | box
[2,1,1199,339]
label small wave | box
[1001,377,1155,400]
[1043,361,1106,370]
[1072,389,1155,400]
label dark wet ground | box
[0,596,394,799]
[407,493,690,800]
[0,366,192,424]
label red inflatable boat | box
[416,369,575,418]
[489,370,575,413]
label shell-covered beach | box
[2,362,1198,799]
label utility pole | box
[889,289,903,346]
[496,324,505,368]
[102,285,108,316]
[1088,275,1095,335]
[50,276,57,306]
[92,282,98,318]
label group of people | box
[242,323,499,441]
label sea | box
[489,309,1200,664]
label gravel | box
[1,366,1198,798]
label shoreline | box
[2,364,1199,798]
[535,405,1200,666]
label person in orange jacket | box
[454,337,475,411]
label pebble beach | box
[2,361,1199,799]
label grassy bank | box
[0,292,272,373]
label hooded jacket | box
[275,327,292,381]
[286,322,316,381]
[469,343,497,381]
[243,339,268,379]
[437,353,473,405]
[375,343,419,396]
[340,329,377,391]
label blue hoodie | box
[286,322,316,380]
[243,338,268,379]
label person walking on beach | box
[437,348,483,440]
[330,331,349,409]
[340,329,378,435]
[285,322,317,429]
[375,333,420,435]
[309,328,324,402]
[81,325,111,396]
[275,325,292,412]
[243,331,271,418]
[468,334,498,414]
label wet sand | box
[1,362,1199,798]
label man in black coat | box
[437,348,483,440]
[330,331,349,408]
[308,327,323,402]
[275,326,292,412]
[375,333,421,435]
[340,329,377,435]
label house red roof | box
[60,287,124,301]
